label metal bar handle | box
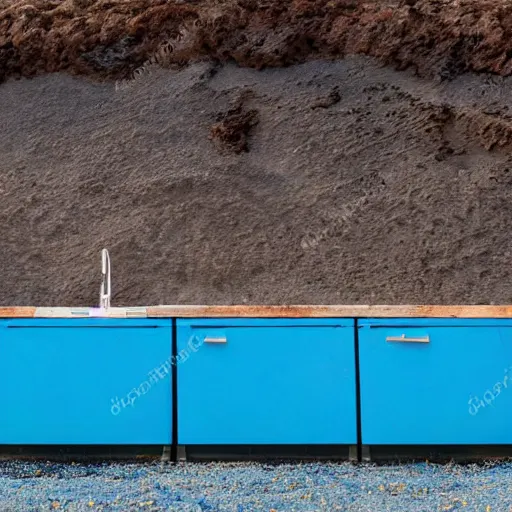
[386,334,430,343]
[204,336,227,344]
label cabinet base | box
[4,444,507,462]
[175,445,356,461]
[361,445,512,463]
[0,445,165,462]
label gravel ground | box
[0,461,511,511]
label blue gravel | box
[1,461,512,511]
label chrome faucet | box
[99,248,111,309]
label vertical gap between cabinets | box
[171,319,178,460]
[354,319,362,462]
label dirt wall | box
[1,58,512,306]
[2,0,512,305]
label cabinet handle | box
[204,336,227,344]
[386,334,430,343]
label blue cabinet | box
[8,313,512,452]
[0,319,172,444]
[359,319,512,445]
[177,318,357,445]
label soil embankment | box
[1,1,512,306]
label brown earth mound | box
[3,0,512,84]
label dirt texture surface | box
[2,56,512,306]
[2,0,512,306]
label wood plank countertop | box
[146,305,512,318]
[1,305,512,318]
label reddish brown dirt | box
[3,0,512,84]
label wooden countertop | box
[1,305,512,318]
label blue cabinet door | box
[177,318,356,445]
[0,319,172,444]
[359,319,512,445]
